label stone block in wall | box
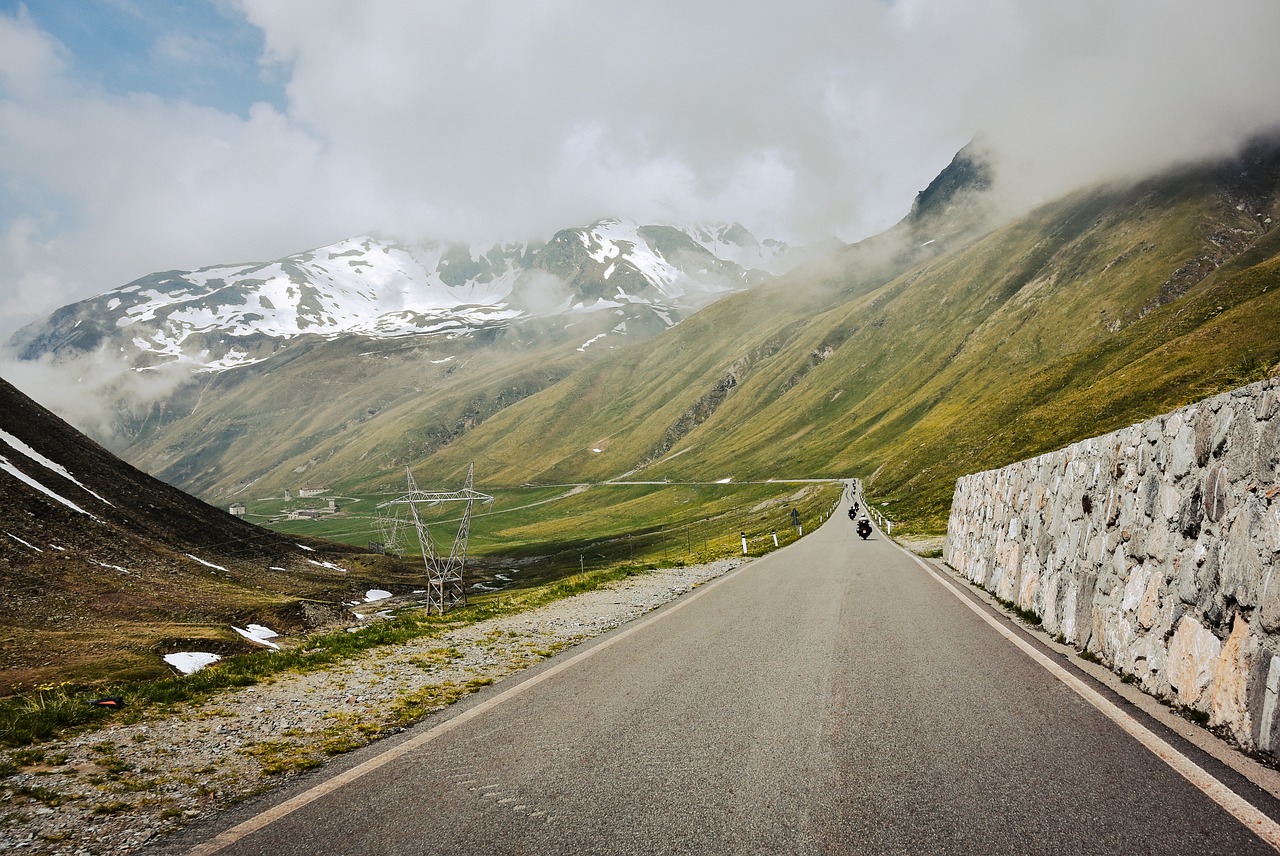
[1253,654,1280,754]
[1208,617,1255,746]
[1175,546,1202,606]
[1221,500,1266,609]
[1166,616,1221,707]
[1259,412,1280,480]
[1170,419,1196,481]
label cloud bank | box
[1,0,1279,340]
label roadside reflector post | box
[741,531,748,555]
[772,529,778,547]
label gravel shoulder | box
[0,559,746,855]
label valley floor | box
[0,558,746,855]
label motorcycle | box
[856,518,872,540]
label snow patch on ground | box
[578,333,608,351]
[0,457,101,520]
[186,554,229,572]
[233,624,281,649]
[0,428,112,505]
[364,589,393,602]
[163,652,221,675]
[6,532,42,552]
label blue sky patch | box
[8,0,286,115]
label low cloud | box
[510,270,572,316]
[1,0,1279,344]
[1,349,197,446]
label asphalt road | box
[170,484,1280,855]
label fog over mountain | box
[1,0,1278,349]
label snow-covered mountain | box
[9,220,795,372]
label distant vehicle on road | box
[856,517,872,539]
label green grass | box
[994,595,1042,626]
[258,480,843,588]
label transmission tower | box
[374,504,409,557]
[376,464,494,614]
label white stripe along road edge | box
[186,566,747,855]
[904,550,1280,853]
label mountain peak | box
[908,139,994,224]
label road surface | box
[168,483,1280,855]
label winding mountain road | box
[171,483,1280,855]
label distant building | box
[229,502,246,517]
[326,497,339,512]
[286,509,323,521]
[283,489,292,501]
[298,486,329,497]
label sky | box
[2,0,1280,342]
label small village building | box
[298,486,329,497]
[286,509,324,521]
[229,502,246,517]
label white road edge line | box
[186,566,746,856]
[903,549,1280,852]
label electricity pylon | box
[376,464,494,614]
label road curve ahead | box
[175,486,1280,856]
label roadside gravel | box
[0,558,746,855]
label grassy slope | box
[409,160,1280,536]
[126,325,592,498]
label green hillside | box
[400,145,1280,535]
[123,141,1280,544]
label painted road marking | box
[186,566,747,855]
[903,549,1280,853]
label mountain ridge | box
[9,220,796,374]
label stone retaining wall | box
[944,378,1280,754]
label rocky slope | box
[0,376,408,691]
